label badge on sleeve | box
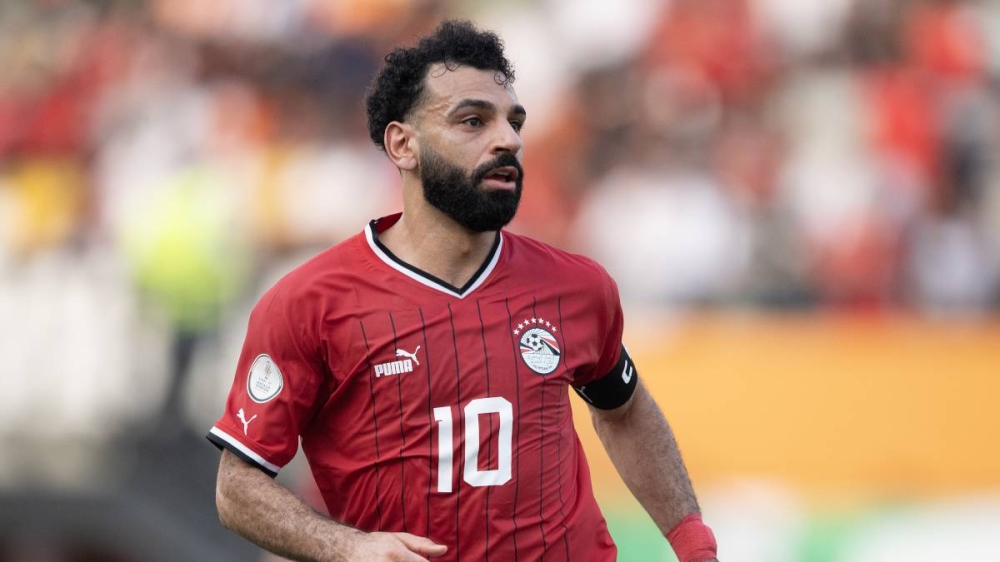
[247,354,284,403]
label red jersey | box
[209,213,626,561]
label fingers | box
[393,532,448,557]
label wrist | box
[317,521,365,562]
[666,513,717,562]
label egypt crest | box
[515,317,561,375]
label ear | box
[384,121,418,172]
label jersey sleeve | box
[206,285,327,476]
[571,267,638,409]
[573,267,625,387]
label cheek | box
[425,131,487,171]
[429,133,467,156]
[448,148,482,172]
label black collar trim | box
[364,218,503,299]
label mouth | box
[482,166,520,189]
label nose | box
[492,120,523,155]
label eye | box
[509,120,523,133]
[463,117,483,128]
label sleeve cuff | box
[206,426,282,477]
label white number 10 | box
[432,397,513,493]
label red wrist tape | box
[667,513,717,562]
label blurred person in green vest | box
[121,166,251,423]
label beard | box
[419,146,523,233]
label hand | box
[345,531,448,561]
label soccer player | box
[208,20,719,562]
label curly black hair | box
[365,20,515,151]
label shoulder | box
[503,230,617,291]
[254,233,365,317]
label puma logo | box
[237,408,257,436]
[396,345,421,366]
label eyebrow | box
[447,99,527,119]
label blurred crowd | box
[2,0,1000,444]
[3,0,1000,314]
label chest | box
[322,293,598,411]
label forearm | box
[216,450,361,562]
[590,380,700,536]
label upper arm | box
[588,377,647,424]
[218,447,267,484]
[573,343,639,410]
[216,448,275,516]
[207,285,328,477]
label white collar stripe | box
[465,235,503,295]
[364,222,503,300]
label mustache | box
[472,153,524,184]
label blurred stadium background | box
[2,0,1000,560]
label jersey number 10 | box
[432,397,513,493]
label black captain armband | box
[573,345,639,410]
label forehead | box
[418,64,520,116]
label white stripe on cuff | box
[209,426,282,474]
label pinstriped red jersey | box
[209,213,625,561]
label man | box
[209,20,719,562]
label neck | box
[378,183,498,289]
